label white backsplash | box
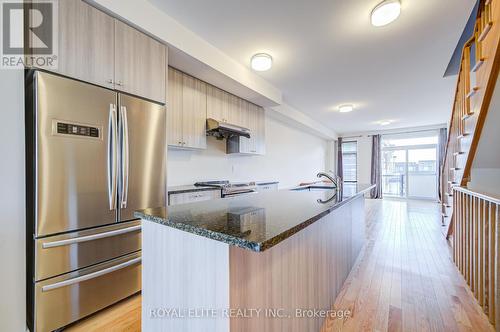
[167,113,329,189]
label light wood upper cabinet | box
[167,68,183,147]
[239,103,265,155]
[207,87,247,127]
[182,75,207,149]
[227,94,243,126]
[31,0,167,104]
[52,0,115,88]
[207,86,229,123]
[167,68,207,149]
[254,105,266,154]
[238,100,251,153]
[114,20,166,103]
[168,68,265,154]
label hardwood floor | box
[65,198,493,331]
[64,294,141,332]
[320,198,494,332]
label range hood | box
[206,118,251,139]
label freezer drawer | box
[35,220,141,281]
[34,252,141,332]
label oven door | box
[34,252,141,332]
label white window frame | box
[342,141,358,183]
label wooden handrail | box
[454,186,500,205]
[452,187,500,326]
[440,0,500,238]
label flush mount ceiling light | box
[338,104,354,113]
[371,0,401,27]
[251,53,273,71]
[379,120,392,126]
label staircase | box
[441,0,500,238]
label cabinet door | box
[114,20,166,103]
[55,0,115,88]
[245,103,259,154]
[255,106,266,154]
[207,86,228,123]
[227,94,243,126]
[182,75,207,149]
[238,100,251,153]
[167,68,183,147]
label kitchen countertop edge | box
[136,184,375,253]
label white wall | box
[0,69,26,331]
[469,75,500,196]
[469,169,500,196]
[167,113,328,188]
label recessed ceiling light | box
[371,0,401,27]
[338,104,354,113]
[251,53,273,71]
[379,120,392,126]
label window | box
[342,141,357,182]
[381,131,438,199]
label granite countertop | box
[136,183,375,252]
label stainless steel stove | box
[194,180,258,198]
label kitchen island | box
[136,183,374,331]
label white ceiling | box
[148,0,476,135]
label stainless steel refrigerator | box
[25,71,166,332]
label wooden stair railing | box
[453,187,500,327]
[441,0,500,237]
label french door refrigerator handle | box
[120,105,130,208]
[108,104,118,210]
[42,225,142,249]
[41,256,142,292]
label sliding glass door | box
[381,131,438,200]
[407,148,437,199]
[382,149,406,197]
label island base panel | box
[142,195,365,331]
[229,196,364,331]
[142,222,230,332]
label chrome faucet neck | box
[316,172,342,191]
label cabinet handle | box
[116,81,124,86]
[42,225,141,248]
[178,141,182,145]
[106,79,114,84]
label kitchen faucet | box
[317,171,342,193]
